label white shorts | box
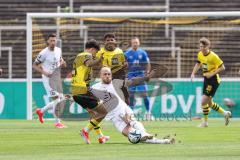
[42,75,60,98]
[106,104,134,133]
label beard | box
[105,42,117,51]
[102,79,111,84]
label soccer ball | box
[128,129,141,144]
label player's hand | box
[190,73,195,81]
[99,53,104,61]
[43,71,52,77]
[60,59,67,68]
[0,68,2,76]
[203,72,214,78]
[146,69,156,81]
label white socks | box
[130,121,145,132]
[41,97,66,123]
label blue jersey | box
[125,48,150,79]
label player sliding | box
[90,67,175,144]
[191,37,231,127]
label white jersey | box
[34,47,62,98]
[34,47,62,75]
[91,81,133,132]
[91,82,133,120]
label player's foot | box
[54,122,67,129]
[80,128,91,144]
[98,135,110,144]
[36,108,44,123]
[141,133,154,141]
[224,111,231,126]
[198,122,208,128]
[143,137,175,144]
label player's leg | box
[209,99,231,126]
[118,106,153,141]
[199,95,210,127]
[115,119,173,144]
[36,76,64,127]
[128,86,136,110]
[207,82,231,126]
[88,103,110,143]
[198,80,212,127]
[73,93,108,144]
[137,83,152,121]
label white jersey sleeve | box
[34,49,47,65]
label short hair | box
[104,33,116,40]
[100,66,111,74]
[199,37,211,46]
[47,33,57,39]
[131,37,140,41]
[85,39,100,50]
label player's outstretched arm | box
[85,55,103,67]
[125,69,156,87]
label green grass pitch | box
[0,119,240,160]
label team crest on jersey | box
[111,58,119,65]
[138,54,143,59]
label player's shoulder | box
[91,81,102,89]
[99,47,105,53]
[77,51,91,57]
[39,47,48,55]
[75,52,92,61]
[197,51,203,57]
[125,48,132,54]
[114,47,123,53]
[138,48,148,56]
[209,50,218,57]
[55,47,62,52]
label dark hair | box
[104,33,116,40]
[85,39,100,50]
[199,37,211,46]
[47,33,57,39]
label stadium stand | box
[0,0,240,78]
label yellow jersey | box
[197,50,223,81]
[71,52,92,95]
[96,47,125,76]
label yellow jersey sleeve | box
[212,54,223,68]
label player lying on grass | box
[89,67,175,144]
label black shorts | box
[73,92,99,109]
[203,75,220,97]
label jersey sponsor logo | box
[111,58,119,65]
[138,54,143,59]
[202,63,208,72]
